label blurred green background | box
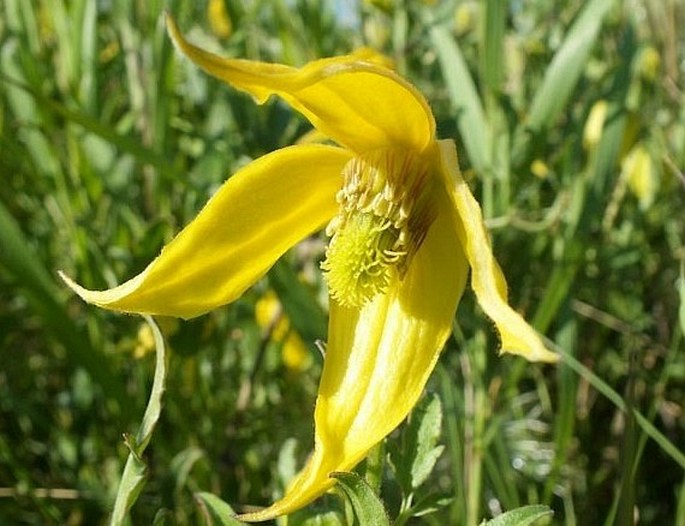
[1,0,684,524]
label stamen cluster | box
[321,149,437,307]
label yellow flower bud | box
[636,46,660,82]
[454,2,479,36]
[583,100,608,150]
[208,0,232,39]
[530,159,550,179]
[623,144,657,210]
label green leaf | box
[152,508,174,526]
[0,199,129,413]
[135,316,169,453]
[0,73,176,174]
[287,509,347,526]
[389,394,445,492]
[481,505,553,526]
[110,316,168,525]
[481,0,506,93]
[431,25,490,175]
[410,395,444,489]
[170,447,207,496]
[194,492,244,526]
[330,472,390,526]
[286,491,348,526]
[511,0,618,166]
[554,343,685,470]
[410,493,453,519]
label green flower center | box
[321,149,437,308]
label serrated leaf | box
[330,472,390,526]
[389,394,445,493]
[481,505,553,526]
[195,492,244,526]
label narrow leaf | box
[431,25,490,175]
[0,74,176,174]
[553,342,685,470]
[135,315,169,452]
[481,0,506,92]
[511,0,617,165]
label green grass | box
[1,0,684,524]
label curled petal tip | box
[502,345,559,363]
[164,12,181,47]
[58,270,86,299]
[57,269,150,312]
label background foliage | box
[1,0,684,524]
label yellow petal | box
[438,140,558,363]
[60,145,352,318]
[166,14,434,154]
[237,187,468,521]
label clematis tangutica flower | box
[60,14,557,522]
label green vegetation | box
[1,0,683,524]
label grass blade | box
[552,340,685,470]
[0,199,129,414]
[431,25,490,176]
[511,0,617,166]
[0,74,177,174]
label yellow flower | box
[60,14,557,521]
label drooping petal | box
[60,145,352,318]
[166,14,435,155]
[237,187,468,521]
[437,140,558,363]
